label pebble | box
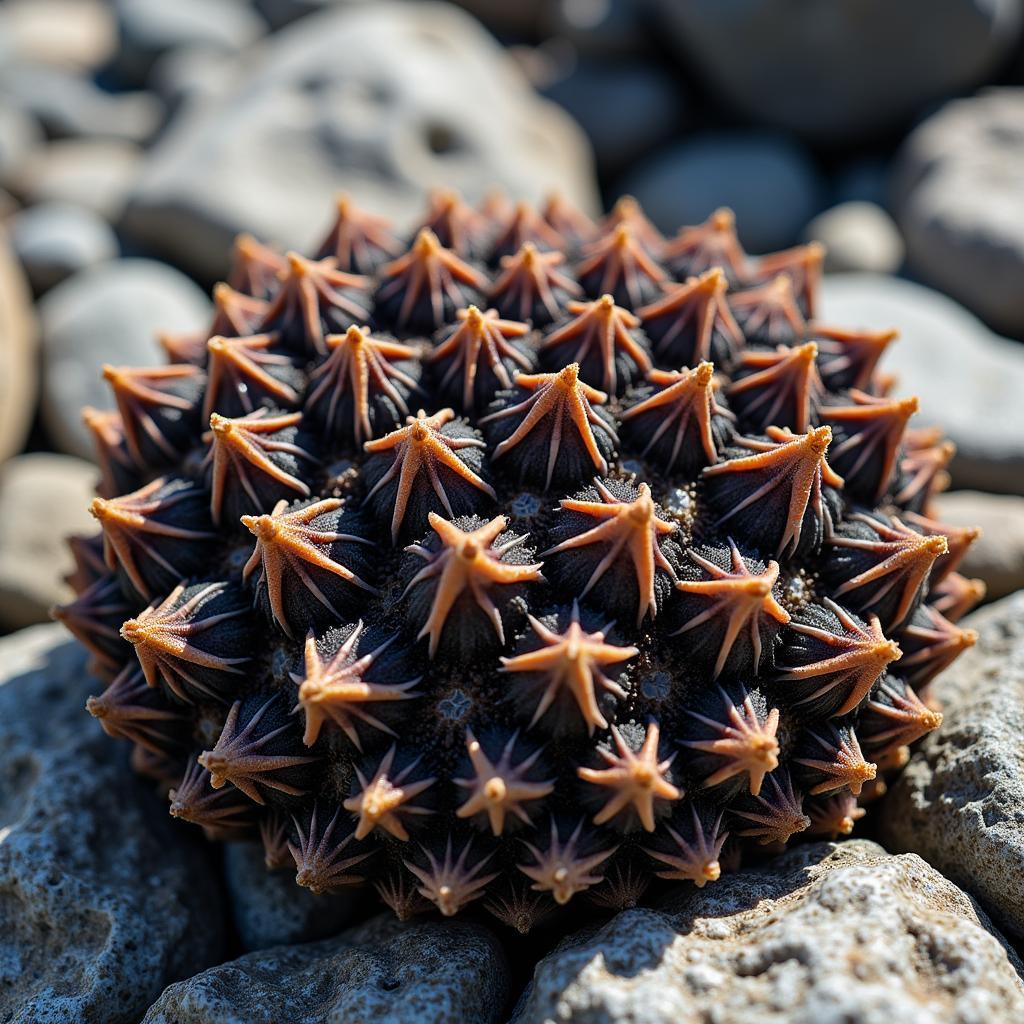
[513,840,1024,1023]
[39,259,211,459]
[892,88,1024,337]
[821,273,1024,495]
[621,132,824,253]
[0,0,117,73]
[803,201,904,274]
[142,913,509,1024]
[0,225,37,465]
[0,624,225,1023]
[0,453,97,630]
[881,591,1024,941]
[10,201,119,292]
[647,0,1024,142]
[121,1,598,280]
[0,101,43,187]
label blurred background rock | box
[2,0,1024,633]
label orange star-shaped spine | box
[490,200,564,260]
[755,242,825,318]
[314,194,403,273]
[728,274,806,345]
[812,323,899,392]
[500,604,637,734]
[519,819,616,905]
[227,232,287,300]
[727,341,823,433]
[544,480,677,626]
[542,191,597,246]
[542,294,652,394]
[662,207,747,281]
[671,540,791,678]
[405,837,498,917]
[577,722,681,831]
[363,409,496,543]
[343,746,435,840]
[454,730,554,836]
[290,624,420,748]
[731,769,810,846]
[203,333,300,419]
[644,806,728,886]
[575,224,667,309]
[488,243,582,324]
[481,364,615,488]
[793,725,877,796]
[289,803,371,894]
[596,195,665,253]
[403,513,544,657]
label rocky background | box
[2,0,1024,1021]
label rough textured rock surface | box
[881,591,1024,940]
[143,913,509,1024]
[0,454,96,630]
[0,624,225,1024]
[224,840,360,952]
[893,89,1024,337]
[123,1,597,280]
[512,840,1024,1024]
[649,0,1023,143]
[39,258,210,458]
[0,225,37,465]
[935,490,1024,600]
[821,273,1024,495]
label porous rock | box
[0,454,97,630]
[512,840,1024,1024]
[821,273,1024,495]
[881,591,1024,940]
[893,88,1024,337]
[142,912,509,1024]
[224,840,360,952]
[122,1,598,280]
[0,624,225,1024]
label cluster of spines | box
[58,188,982,934]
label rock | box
[648,0,1024,143]
[0,102,43,186]
[13,139,143,221]
[10,201,119,292]
[540,0,653,58]
[893,89,1024,338]
[543,60,683,177]
[934,490,1024,600]
[803,201,904,275]
[513,840,1024,1024]
[149,47,240,111]
[143,912,509,1024]
[882,591,1024,939]
[111,0,266,86]
[441,0,545,37]
[0,454,97,630]
[0,623,225,1023]
[821,273,1024,495]
[224,841,360,952]
[621,132,824,253]
[122,1,598,281]
[0,0,117,73]
[39,259,211,459]
[0,63,163,145]
[254,0,369,32]
[0,226,37,465]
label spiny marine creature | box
[63,189,982,933]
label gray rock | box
[0,0,117,73]
[513,840,1024,1024]
[112,0,266,86]
[803,201,904,275]
[0,454,97,630]
[934,490,1024,600]
[0,225,37,465]
[224,840,360,952]
[544,60,683,176]
[39,259,211,459]
[143,912,509,1024]
[820,273,1024,495]
[893,89,1024,337]
[621,132,824,253]
[10,201,119,292]
[150,47,240,111]
[13,139,144,221]
[881,591,1024,940]
[122,1,598,281]
[0,101,43,186]
[254,0,368,32]
[649,0,1024,143]
[0,623,225,1023]
[0,63,163,145]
